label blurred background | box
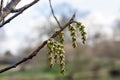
[0,0,120,80]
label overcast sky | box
[0,0,120,55]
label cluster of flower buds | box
[68,24,77,48]
[46,21,86,75]
[47,37,65,74]
[76,22,87,44]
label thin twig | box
[49,0,62,29]
[0,14,75,73]
[11,4,34,13]
[0,0,3,12]
[11,8,24,13]
[0,0,40,28]
[0,0,4,23]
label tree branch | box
[0,0,40,28]
[0,13,75,73]
[0,0,21,22]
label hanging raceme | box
[47,38,55,68]
[46,20,86,75]
[68,24,77,48]
[76,21,87,44]
[58,31,64,44]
